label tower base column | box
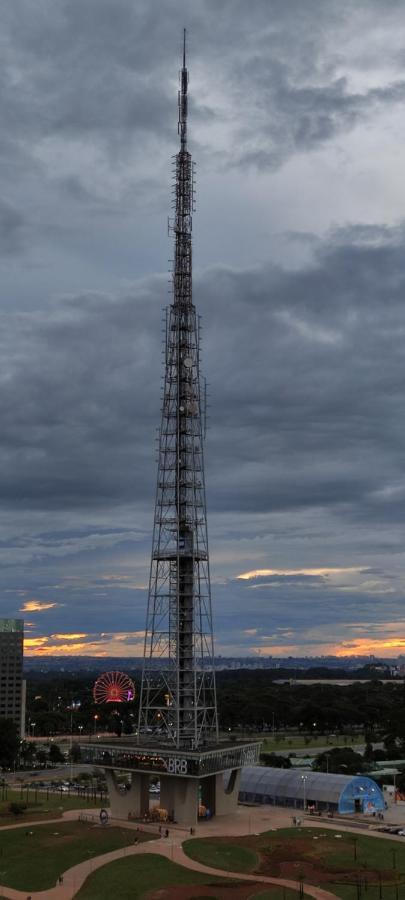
[214,768,241,815]
[160,774,199,827]
[105,769,149,820]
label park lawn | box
[324,882,401,900]
[183,838,259,872]
[74,853,229,899]
[0,820,149,891]
[184,827,405,899]
[0,788,103,824]
[260,734,358,752]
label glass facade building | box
[0,618,24,736]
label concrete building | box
[83,739,259,826]
[0,618,25,737]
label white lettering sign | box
[167,757,188,774]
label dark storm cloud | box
[0,0,403,213]
[201,227,405,526]
[0,224,403,534]
[234,71,405,169]
[212,571,403,653]
[0,0,404,653]
[0,280,164,508]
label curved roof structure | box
[239,766,384,813]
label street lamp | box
[78,725,83,739]
[93,714,99,736]
[301,774,308,811]
[31,722,36,738]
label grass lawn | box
[183,838,259,873]
[184,827,405,900]
[0,820,149,891]
[75,853,300,900]
[260,734,358,752]
[74,853,228,899]
[0,788,103,825]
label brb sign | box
[166,757,188,775]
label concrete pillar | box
[214,768,241,816]
[104,769,149,820]
[160,775,199,827]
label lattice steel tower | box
[138,32,218,751]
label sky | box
[0,0,404,659]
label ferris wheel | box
[93,671,135,704]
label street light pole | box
[301,774,308,811]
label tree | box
[260,753,291,768]
[36,748,47,768]
[0,718,19,768]
[314,747,365,775]
[363,741,375,762]
[20,740,36,768]
[49,743,65,765]
[70,743,81,763]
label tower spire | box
[81,31,261,830]
[178,28,188,152]
[138,34,218,750]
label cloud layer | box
[0,0,403,656]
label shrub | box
[9,801,27,815]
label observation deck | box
[80,738,261,779]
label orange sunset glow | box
[23,631,146,657]
[20,599,58,612]
[250,637,405,658]
[237,567,365,580]
[22,630,405,659]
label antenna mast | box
[138,32,218,750]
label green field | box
[184,827,405,900]
[75,853,228,899]
[0,788,103,824]
[0,820,149,891]
[260,733,359,753]
[184,838,259,873]
[75,853,301,900]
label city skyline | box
[0,1,404,658]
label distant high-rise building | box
[0,618,24,736]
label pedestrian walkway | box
[2,799,404,900]
[0,804,341,900]
[0,831,339,900]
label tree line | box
[21,668,405,738]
